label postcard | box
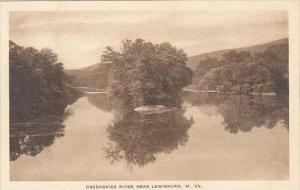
[1,1,299,190]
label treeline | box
[9,41,81,123]
[101,39,193,108]
[193,43,288,94]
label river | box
[10,92,289,180]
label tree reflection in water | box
[10,114,69,161]
[183,92,288,134]
[104,106,193,168]
[87,94,113,112]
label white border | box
[1,1,299,190]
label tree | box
[101,39,193,107]
[9,41,80,123]
[254,44,289,94]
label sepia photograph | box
[1,1,300,190]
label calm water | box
[10,92,289,180]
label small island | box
[101,39,193,110]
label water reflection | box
[10,114,70,161]
[10,92,289,164]
[87,93,113,112]
[183,92,288,133]
[10,94,289,180]
[104,107,193,168]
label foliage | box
[253,43,289,94]
[9,41,81,123]
[101,39,193,107]
[193,43,288,94]
[194,57,225,78]
[66,63,112,89]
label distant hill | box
[186,38,288,70]
[192,39,289,94]
[65,63,112,89]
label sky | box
[10,11,288,69]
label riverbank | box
[182,88,277,96]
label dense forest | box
[9,41,81,123]
[193,42,288,94]
[101,39,193,108]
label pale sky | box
[10,11,288,69]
